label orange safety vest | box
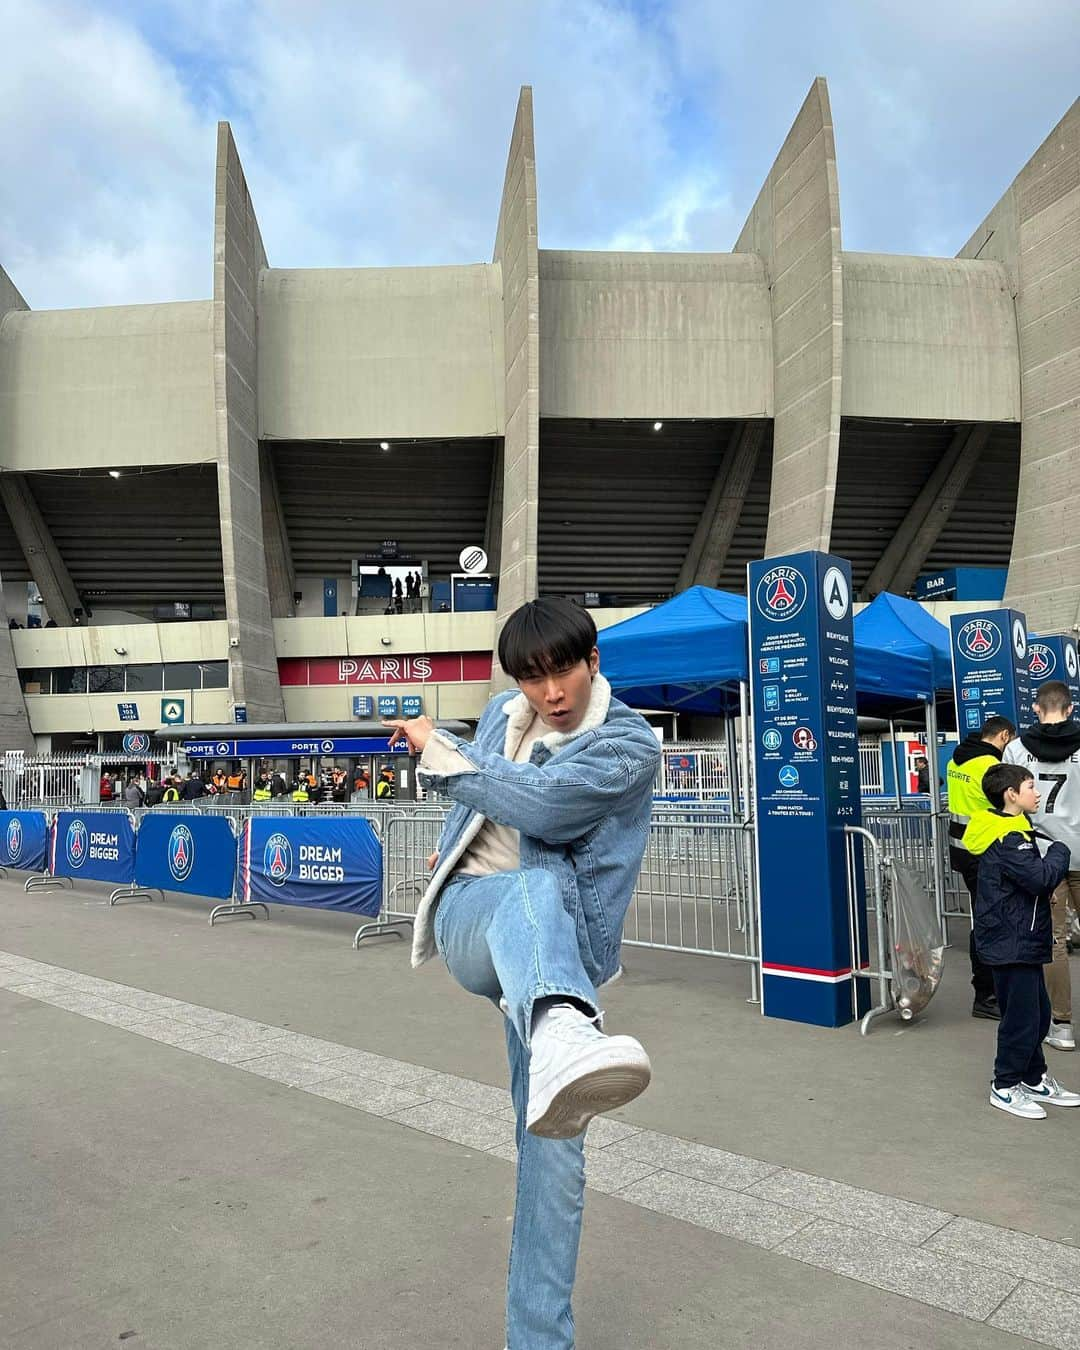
[226,773,243,790]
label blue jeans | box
[434,869,599,1350]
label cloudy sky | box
[2,0,1076,310]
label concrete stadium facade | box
[0,78,1076,750]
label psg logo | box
[263,832,293,887]
[6,816,21,862]
[167,823,195,884]
[1028,643,1056,679]
[957,618,1002,663]
[66,818,87,869]
[755,566,807,623]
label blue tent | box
[852,592,953,714]
[600,584,954,718]
[598,586,749,714]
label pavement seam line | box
[1,945,1076,1343]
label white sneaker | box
[526,1003,651,1139]
[1045,1021,1076,1050]
[990,1083,1047,1119]
[1023,1073,1080,1107]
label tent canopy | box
[597,586,748,714]
[598,584,954,719]
[852,592,953,714]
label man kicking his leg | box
[384,597,660,1350]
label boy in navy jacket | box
[964,763,1076,1118]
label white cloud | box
[1,0,1077,307]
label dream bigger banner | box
[50,811,136,884]
[135,814,237,901]
[240,816,382,915]
[0,811,49,872]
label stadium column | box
[958,99,1080,632]
[259,444,296,619]
[490,87,539,688]
[213,122,285,720]
[677,422,767,590]
[0,268,39,750]
[734,78,843,558]
[863,425,989,599]
[0,476,81,627]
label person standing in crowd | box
[180,771,205,801]
[123,775,145,808]
[144,776,165,807]
[914,755,931,795]
[384,597,659,1350]
[393,576,404,614]
[1004,680,1080,1051]
[99,772,114,803]
[375,765,395,800]
[963,763,1077,1118]
[212,766,227,795]
[353,766,371,797]
[948,715,1016,1019]
[252,774,272,803]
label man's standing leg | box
[504,1020,585,1350]
[1044,880,1075,1048]
[953,849,998,1016]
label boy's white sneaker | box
[1045,1021,1076,1050]
[1022,1073,1080,1107]
[526,1003,651,1139]
[990,1083,1047,1119]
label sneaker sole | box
[1045,1039,1076,1051]
[527,1059,652,1139]
[990,1095,1046,1120]
[1031,1094,1080,1107]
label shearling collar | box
[500,672,612,752]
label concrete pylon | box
[959,99,1080,632]
[0,267,42,751]
[734,78,843,558]
[490,88,540,689]
[0,475,82,626]
[213,123,285,720]
[259,445,296,619]
[677,423,767,590]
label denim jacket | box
[413,673,660,985]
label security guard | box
[291,778,310,803]
[226,766,246,793]
[947,714,1016,1019]
[252,775,273,803]
[375,765,395,800]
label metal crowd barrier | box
[860,805,963,925]
[845,824,892,1036]
[354,808,448,947]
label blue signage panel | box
[323,578,338,618]
[160,698,186,725]
[122,732,151,755]
[748,552,867,1027]
[134,813,237,901]
[950,609,1031,733]
[234,705,248,724]
[0,811,49,872]
[1028,634,1080,708]
[240,816,382,915]
[50,811,136,884]
[182,736,409,759]
[401,695,423,717]
[117,703,139,722]
[353,695,374,718]
[378,695,400,717]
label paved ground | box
[3,875,1080,1348]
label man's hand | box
[426,851,439,871]
[383,715,435,754]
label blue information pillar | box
[1028,634,1080,708]
[950,609,1031,734]
[748,552,867,1027]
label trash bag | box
[889,859,945,1020]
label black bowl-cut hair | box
[498,597,598,681]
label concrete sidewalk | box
[1,874,1077,1348]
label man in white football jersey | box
[1004,680,1080,1050]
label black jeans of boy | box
[991,964,1051,1089]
